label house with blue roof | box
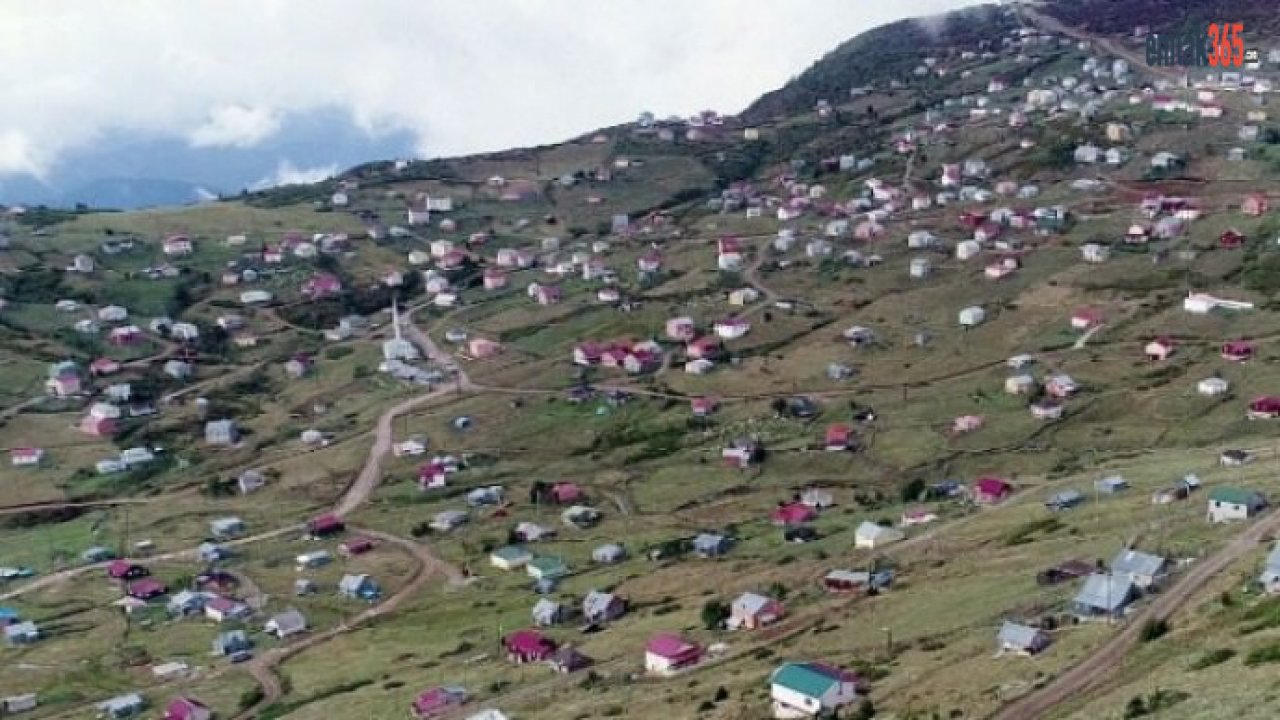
[770,662,860,718]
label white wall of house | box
[1208,501,1252,523]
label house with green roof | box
[525,556,569,580]
[1207,486,1267,523]
[769,661,860,718]
[489,546,532,571]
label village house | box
[958,306,985,327]
[204,419,240,446]
[1222,340,1255,362]
[1144,337,1176,361]
[162,234,193,256]
[490,546,533,571]
[1045,489,1084,511]
[264,608,308,639]
[410,687,469,719]
[997,621,1050,656]
[163,696,212,720]
[1081,243,1110,263]
[338,574,381,601]
[714,316,751,340]
[592,543,627,565]
[1198,376,1230,396]
[98,694,147,719]
[645,633,702,676]
[854,521,905,549]
[1073,573,1138,619]
[728,592,785,630]
[1248,396,1280,419]
[531,598,569,627]
[1243,193,1270,216]
[1207,487,1267,523]
[582,590,627,623]
[525,556,569,580]
[204,596,251,623]
[769,662,860,719]
[504,629,558,663]
[974,477,1013,504]
[9,447,43,468]
[1110,549,1169,590]
[693,533,731,558]
[4,620,39,646]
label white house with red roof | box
[644,633,702,676]
[301,273,342,300]
[714,317,751,340]
[10,447,43,467]
[665,317,696,341]
[162,235,194,256]
[1144,337,1176,361]
[1070,308,1104,330]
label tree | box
[853,698,877,720]
[1124,696,1148,719]
[701,600,730,630]
[900,478,926,503]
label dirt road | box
[0,526,300,602]
[231,525,462,720]
[991,510,1280,720]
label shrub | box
[1245,642,1280,666]
[1138,618,1170,642]
[1190,647,1235,670]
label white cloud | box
[252,160,338,190]
[0,0,988,177]
[189,105,282,148]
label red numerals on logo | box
[1231,22,1244,67]
[1210,22,1247,67]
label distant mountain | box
[0,107,418,210]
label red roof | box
[341,537,376,555]
[411,688,466,718]
[128,577,167,599]
[691,396,716,414]
[308,514,345,534]
[164,697,210,720]
[772,502,818,526]
[1221,229,1246,247]
[1250,396,1280,414]
[206,596,239,613]
[1223,341,1255,358]
[825,424,852,446]
[974,477,1012,497]
[551,483,584,503]
[505,629,557,658]
[646,633,700,661]
[718,237,742,254]
[107,560,145,579]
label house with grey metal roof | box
[591,543,626,565]
[692,533,730,558]
[582,590,626,623]
[997,621,1049,656]
[532,598,569,626]
[265,608,308,639]
[1109,549,1168,589]
[1072,574,1138,619]
[97,693,146,719]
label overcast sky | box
[0,0,987,181]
